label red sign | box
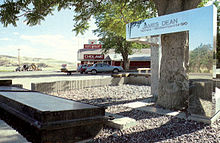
[84,54,104,60]
[84,44,102,49]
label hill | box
[0,55,77,72]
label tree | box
[96,31,148,70]
[0,0,154,71]
[0,0,209,110]
[98,32,133,70]
[93,2,151,70]
[0,0,156,34]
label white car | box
[85,63,123,74]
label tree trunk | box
[152,0,201,110]
[157,32,189,109]
[121,44,130,71]
[122,54,129,71]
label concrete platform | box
[0,120,29,143]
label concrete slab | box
[0,120,29,143]
[123,101,154,108]
[127,102,219,124]
[75,138,93,143]
[105,112,124,119]
[106,117,137,130]
[136,106,187,119]
[123,101,186,119]
[105,112,137,130]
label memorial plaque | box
[126,5,220,122]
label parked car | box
[77,64,92,74]
[85,63,123,74]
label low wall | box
[31,76,151,94]
[0,80,12,86]
[0,80,23,88]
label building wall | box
[113,61,150,70]
[129,61,150,69]
[78,47,151,69]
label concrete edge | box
[136,105,219,125]
[211,110,220,124]
[187,111,220,125]
[75,138,93,143]
[188,114,211,124]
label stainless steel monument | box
[126,5,220,123]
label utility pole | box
[18,48,20,67]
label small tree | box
[93,5,150,70]
[96,31,147,70]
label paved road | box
[0,71,71,78]
[0,71,112,89]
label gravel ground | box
[52,85,220,143]
[51,85,152,106]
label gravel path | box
[52,85,220,143]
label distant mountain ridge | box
[0,55,76,72]
[0,55,16,59]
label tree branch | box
[17,10,32,17]
[119,1,129,24]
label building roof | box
[105,54,151,61]
[129,54,151,61]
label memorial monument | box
[126,5,220,123]
[0,80,106,143]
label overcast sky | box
[0,8,98,62]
